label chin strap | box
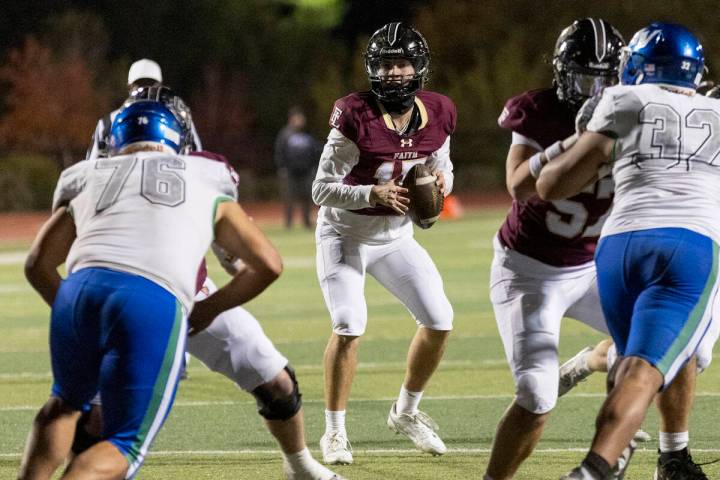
[380,95,415,114]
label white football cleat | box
[387,402,447,455]
[319,431,353,465]
[633,429,651,442]
[559,346,593,397]
[560,466,595,479]
[283,457,346,480]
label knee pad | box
[515,374,558,415]
[331,306,366,336]
[252,366,302,421]
[71,409,102,455]
[515,373,557,414]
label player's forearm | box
[426,138,454,196]
[506,163,538,201]
[440,170,454,196]
[25,208,76,306]
[536,133,609,200]
[311,180,374,209]
[24,267,61,307]
[199,265,280,315]
[509,134,581,201]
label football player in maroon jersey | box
[312,22,456,464]
[486,18,709,480]
[485,18,624,480]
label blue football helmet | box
[620,22,705,89]
[109,100,187,154]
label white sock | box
[282,447,314,472]
[396,385,423,415]
[325,409,346,433]
[659,431,689,453]
[483,474,495,480]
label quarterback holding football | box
[312,22,455,465]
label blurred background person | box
[274,107,321,230]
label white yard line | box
[0,251,25,265]
[1,447,720,459]
[0,359,506,380]
[0,284,29,294]
[3,392,720,412]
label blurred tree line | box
[0,0,719,210]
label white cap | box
[128,59,163,85]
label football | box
[404,164,443,229]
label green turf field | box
[1,210,718,479]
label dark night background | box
[0,0,718,208]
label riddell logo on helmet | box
[381,48,404,55]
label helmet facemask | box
[127,86,194,152]
[554,60,619,109]
[366,55,428,104]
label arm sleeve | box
[511,132,542,151]
[217,165,239,200]
[311,128,373,209]
[425,136,455,196]
[52,161,89,211]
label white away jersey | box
[587,84,720,243]
[53,151,237,309]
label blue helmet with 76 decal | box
[109,101,187,154]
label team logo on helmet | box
[109,101,187,154]
[620,22,704,89]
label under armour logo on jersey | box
[634,29,663,49]
[400,138,413,148]
[330,106,342,128]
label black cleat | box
[654,448,709,480]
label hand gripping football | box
[404,164,443,229]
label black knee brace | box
[252,365,302,421]
[71,410,102,455]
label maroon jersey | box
[330,90,456,216]
[189,151,239,293]
[497,88,614,267]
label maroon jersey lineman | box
[190,150,238,293]
[497,88,613,267]
[330,90,456,216]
